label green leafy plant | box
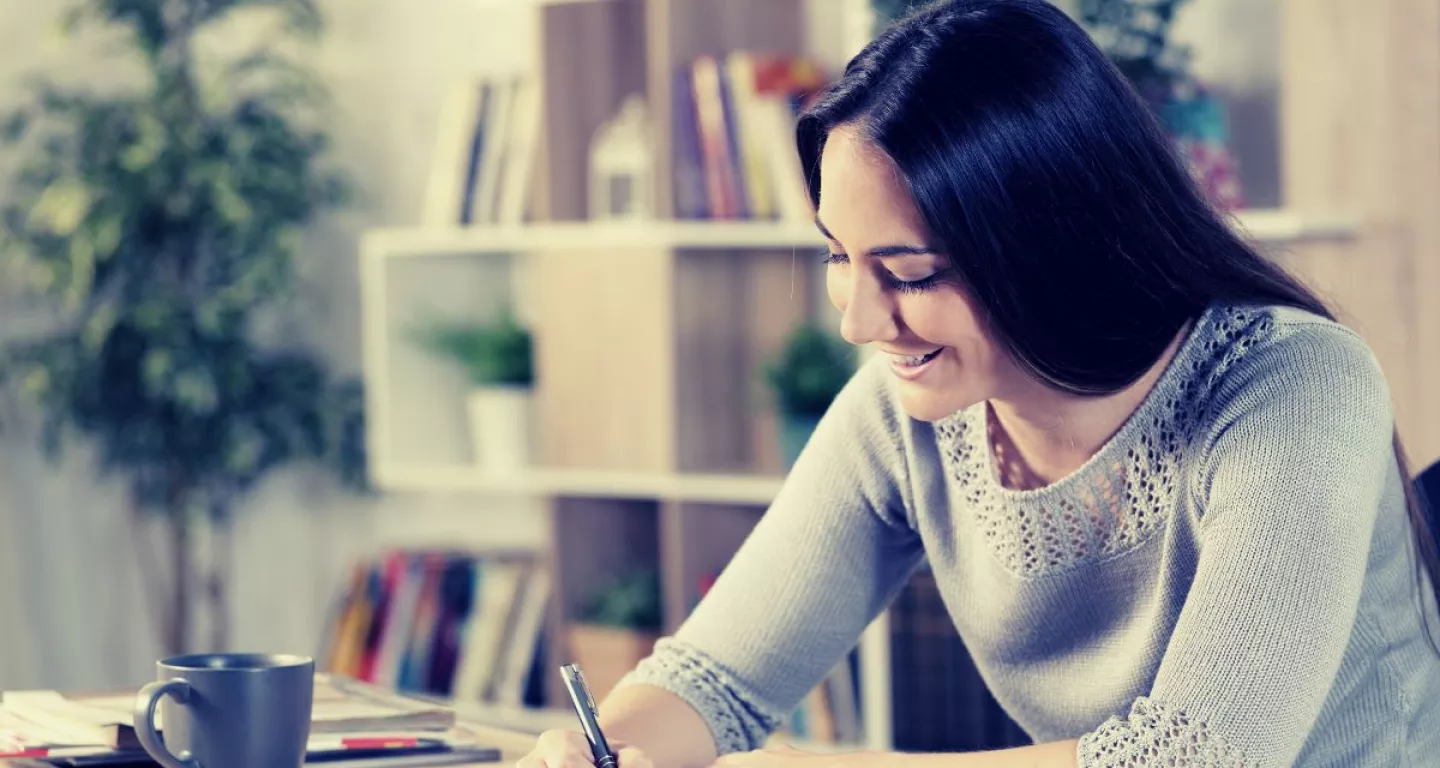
[765,323,855,419]
[580,569,663,633]
[871,0,925,31]
[870,1,1195,103]
[412,309,534,388]
[0,0,365,655]
[1076,0,1194,103]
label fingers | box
[518,729,658,768]
[617,745,654,768]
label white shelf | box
[360,208,1356,261]
[1225,210,1359,243]
[361,221,827,260]
[471,0,613,9]
[375,464,785,506]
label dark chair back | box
[1414,460,1440,541]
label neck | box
[987,325,1190,489]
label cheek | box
[904,291,988,351]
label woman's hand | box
[517,729,655,768]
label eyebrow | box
[814,217,937,259]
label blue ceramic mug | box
[133,653,314,768]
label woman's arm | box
[710,739,1080,768]
[599,355,928,767]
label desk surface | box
[461,721,536,763]
[0,723,536,768]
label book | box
[496,75,542,226]
[310,674,455,733]
[422,79,489,227]
[0,691,143,752]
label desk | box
[0,723,537,768]
[460,721,537,763]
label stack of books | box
[421,73,543,228]
[671,51,829,222]
[320,551,550,710]
[0,674,500,766]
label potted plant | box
[414,308,535,470]
[764,324,855,468]
[566,568,663,703]
[0,0,367,655]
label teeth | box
[892,350,938,367]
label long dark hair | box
[797,0,1440,639]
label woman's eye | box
[888,273,941,294]
[822,251,943,294]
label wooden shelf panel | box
[374,463,784,505]
[360,209,1358,260]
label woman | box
[519,1,1440,765]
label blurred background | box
[0,0,1427,755]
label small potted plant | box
[566,568,663,703]
[414,308,535,470]
[764,324,855,468]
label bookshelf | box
[355,0,1389,756]
[358,0,890,751]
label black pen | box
[561,663,619,768]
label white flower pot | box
[466,386,534,470]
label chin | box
[895,385,980,423]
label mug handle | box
[133,678,202,768]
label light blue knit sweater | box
[617,303,1440,766]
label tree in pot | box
[764,323,855,469]
[567,568,663,704]
[413,308,535,470]
[0,0,367,655]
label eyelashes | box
[823,252,943,294]
[891,274,942,294]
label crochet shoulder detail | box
[1077,697,1252,767]
[935,306,1276,577]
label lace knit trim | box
[936,306,1276,577]
[1077,697,1252,767]
[613,637,784,754]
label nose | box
[833,269,900,346]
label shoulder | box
[1202,303,1390,421]
[825,349,909,437]
[791,350,919,522]
[821,350,922,475]
[1190,302,1394,473]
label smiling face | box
[817,123,1026,422]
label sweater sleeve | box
[1077,323,1397,767]
[614,354,926,754]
